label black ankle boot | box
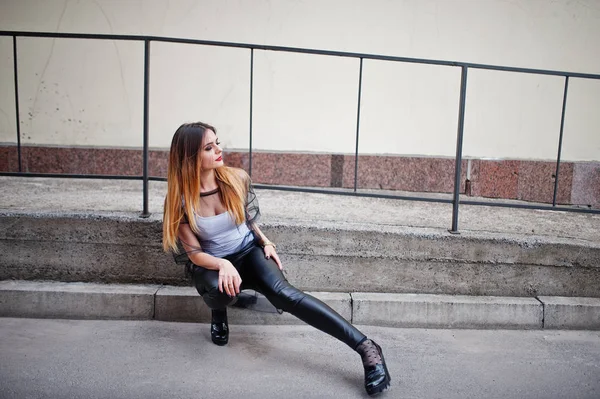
[211,309,228,346]
[358,339,391,396]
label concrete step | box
[1,211,599,297]
[1,280,599,330]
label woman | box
[163,122,391,396]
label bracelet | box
[261,240,276,249]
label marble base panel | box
[148,150,168,177]
[1,145,598,207]
[470,160,574,205]
[251,152,331,187]
[11,146,143,176]
[518,161,573,205]
[470,160,519,199]
[0,146,19,172]
[571,163,600,209]
[146,151,250,180]
[221,151,249,171]
[343,156,467,193]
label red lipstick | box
[216,156,223,162]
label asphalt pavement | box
[1,318,599,399]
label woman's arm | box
[248,222,270,247]
[249,222,283,270]
[178,223,223,270]
[178,223,241,296]
[240,168,282,270]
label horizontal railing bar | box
[254,185,600,214]
[0,172,143,180]
[459,199,600,214]
[2,173,598,214]
[146,178,453,203]
[2,30,600,80]
[463,62,600,79]
[0,31,145,41]
[254,184,453,203]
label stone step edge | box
[0,281,598,330]
[3,210,598,250]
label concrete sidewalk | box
[1,318,599,399]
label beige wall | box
[562,78,600,162]
[463,69,565,160]
[0,36,16,143]
[13,37,144,147]
[148,42,250,150]
[360,60,462,157]
[0,0,599,161]
[253,51,359,153]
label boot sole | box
[211,338,228,346]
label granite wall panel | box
[251,152,331,187]
[517,161,573,204]
[0,146,19,172]
[470,160,520,199]
[571,163,600,208]
[343,156,466,193]
[1,145,596,208]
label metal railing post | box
[450,66,468,234]
[249,48,254,177]
[13,36,22,172]
[354,57,363,192]
[553,76,569,207]
[141,39,151,218]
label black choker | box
[200,188,219,197]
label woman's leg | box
[192,265,237,346]
[238,247,367,350]
[234,247,391,395]
[192,265,237,309]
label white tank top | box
[192,211,254,257]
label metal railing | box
[1,30,599,231]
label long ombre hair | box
[162,122,247,253]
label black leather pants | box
[193,244,366,350]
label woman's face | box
[200,129,224,170]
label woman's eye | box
[216,140,221,146]
[205,146,212,151]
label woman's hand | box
[264,245,283,270]
[217,259,242,297]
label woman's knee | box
[192,267,217,295]
[263,282,306,311]
[203,286,237,309]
